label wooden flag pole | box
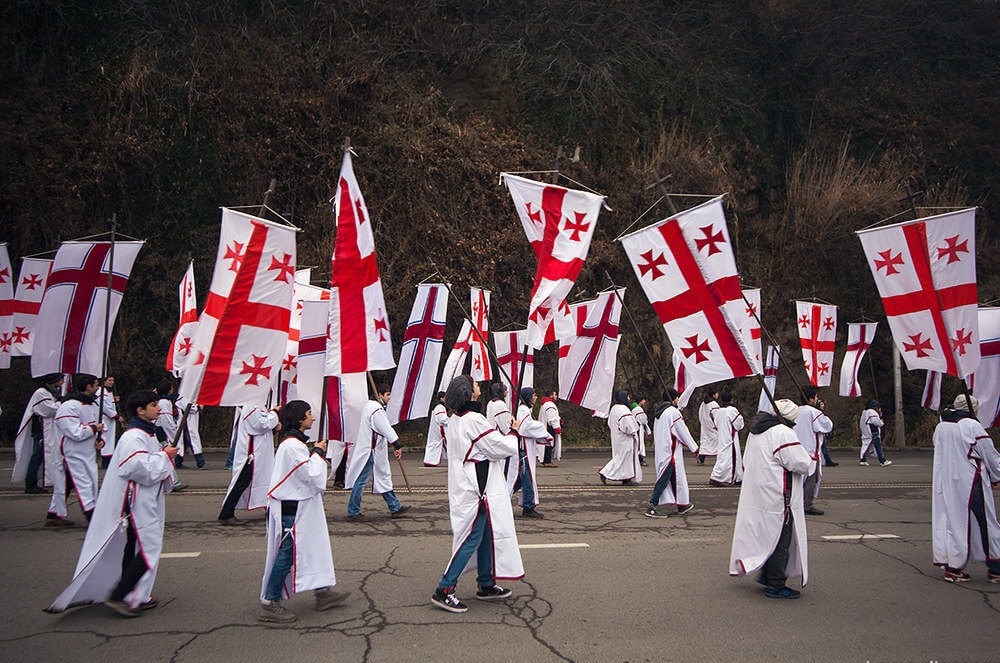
[95,213,117,452]
[367,371,411,493]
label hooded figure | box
[599,389,641,484]
[12,374,63,492]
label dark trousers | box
[26,433,44,487]
[649,462,679,506]
[969,480,1000,574]
[110,517,148,602]
[761,510,795,590]
[543,445,554,464]
[821,439,834,465]
[218,461,253,520]
[334,454,347,486]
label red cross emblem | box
[818,362,830,376]
[12,326,29,344]
[529,304,551,324]
[354,197,367,225]
[874,250,904,275]
[177,336,193,356]
[681,334,712,363]
[281,354,297,371]
[224,241,246,273]
[525,202,543,226]
[638,250,669,280]
[746,302,757,317]
[936,235,969,264]
[563,211,590,241]
[373,310,389,342]
[239,354,273,386]
[798,314,810,329]
[694,225,725,256]
[0,333,11,352]
[822,316,835,331]
[21,273,43,290]
[186,282,193,299]
[268,253,295,283]
[0,266,8,285]
[952,328,973,356]
[903,333,933,358]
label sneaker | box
[826,461,839,467]
[944,570,971,583]
[224,464,233,471]
[25,485,47,494]
[390,505,411,519]
[172,482,187,492]
[218,516,245,526]
[859,460,870,466]
[431,588,469,613]
[763,586,801,599]
[988,573,1000,584]
[644,506,669,519]
[258,600,297,623]
[104,600,141,617]
[709,479,728,487]
[476,585,512,601]
[677,504,695,515]
[138,598,159,611]
[44,516,74,528]
[346,513,370,522]
[880,460,892,467]
[315,587,351,611]
[803,507,825,516]
[332,481,345,490]
[521,509,544,518]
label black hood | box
[749,412,794,434]
[63,391,94,405]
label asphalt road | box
[0,449,997,663]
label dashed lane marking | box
[821,534,900,541]
[518,543,590,550]
[160,552,202,558]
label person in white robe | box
[487,384,518,495]
[645,388,699,517]
[46,373,105,527]
[793,387,834,515]
[512,387,551,518]
[218,404,279,525]
[258,400,350,622]
[697,390,721,465]
[632,398,651,467]
[932,395,1000,583]
[12,374,62,494]
[599,389,641,485]
[423,391,449,467]
[95,376,121,469]
[431,376,523,613]
[538,390,563,466]
[345,390,409,521]
[154,381,186,490]
[730,399,816,599]
[173,395,206,469]
[859,399,890,466]
[710,393,746,486]
[46,389,177,617]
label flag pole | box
[742,293,808,403]
[367,370,411,493]
[604,270,670,399]
[96,213,117,452]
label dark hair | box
[126,389,159,417]
[72,373,98,393]
[41,373,63,387]
[437,391,446,400]
[490,383,508,401]
[520,387,535,405]
[279,400,311,431]
[802,386,819,403]
[157,380,175,397]
[445,375,475,413]
[664,387,680,401]
[720,392,734,405]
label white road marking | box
[822,534,899,541]
[518,543,590,550]
[161,552,202,558]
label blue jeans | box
[511,444,535,512]
[649,462,678,506]
[862,437,886,463]
[264,513,296,601]
[226,439,236,468]
[348,454,401,516]
[438,502,494,590]
[26,432,44,486]
[821,439,834,465]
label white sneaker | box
[880,460,892,466]
[859,460,869,466]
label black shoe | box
[764,586,801,599]
[803,507,825,516]
[346,513,370,522]
[218,516,245,526]
[599,473,607,485]
[521,509,544,518]
[25,485,47,494]
[431,588,468,613]
[476,585,512,601]
[826,460,839,467]
[390,505,411,519]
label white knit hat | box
[952,394,979,416]
[775,398,799,422]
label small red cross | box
[0,333,11,352]
[694,225,725,256]
[638,250,669,280]
[373,310,389,342]
[681,334,712,363]
[746,303,757,317]
[281,354,297,371]
[12,326,29,344]
[268,252,295,283]
[525,202,542,226]
[936,235,969,264]
[239,354,273,386]
[224,242,246,273]
[818,362,830,375]
[822,317,835,331]
[798,314,810,329]
[177,336,193,356]
[563,211,591,241]
[0,266,8,285]
[874,250,904,275]
[952,328,973,356]
[903,333,933,358]
[529,304,551,324]
[21,273,42,290]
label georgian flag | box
[326,151,395,375]
[921,370,942,411]
[558,289,623,416]
[620,196,757,390]
[0,244,13,368]
[795,301,838,387]
[969,307,1000,428]
[280,272,330,403]
[166,261,199,376]
[838,322,877,397]
[501,173,606,349]
[178,209,295,407]
[757,345,780,414]
[11,257,53,357]
[469,287,493,381]
[439,320,473,392]
[857,208,979,378]
[31,240,144,377]
[494,329,534,413]
[387,283,448,424]
[740,288,762,367]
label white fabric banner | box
[166,261,199,376]
[469,287,493,381]
[757,345,780,414]
[558,289,623,416]
[838,322,877,398]
[970,307,1000,428]
[0,244,14,368]
[10,257,53,358]
[387,283,449,424]
[795,301,838,387]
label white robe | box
[488,399,518,494]
[49,397,101,517]
[698,399,720,456]
[932,415,1000,570]
[730,420,816,585]
[95,388,119,458]
[652,405,699,506]
[512,403,551,506]
[345,401,398,495]
[632,405,651,459]
[793,404,833,497]
[155,397,179,444]
[600,403,641,482]
[12,386,59,485]
[710,406,746,485]
[47,425,174,612]
[224,407,278,512]
[175,397,203,457]
[859,408,883,458]
[422,403,449,466]
[537,399,563,462]
[261,434,336,598]
[445,409,524,581]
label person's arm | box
[433,408,449,428]
[673,413,699,454]
[732,412,745,432]
[245,408,279,435]
[967,422,1000,484]
[56,403,100,442]
[467,418,519,462]
[774,437,816,476]
[618,411,640,436]
[33,396,58,418]
[118,438,176,486]
[813,411,834,435]
[371,406,402,456]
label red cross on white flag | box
[178,209,296,407]
[620,196,757,389]
[10,256,53,358]
[387,283,449,424]
[838,322,877,397]
[757,345,781,414]
[469,287,493,381]
[795,301,838,387]
[31,240,144,377]
[494,328,534,413]
[858,208,979,378]
[922,370,942,411]
[325,151,395,375]
[558,288,624,416]
[438,319,474,392]
[280,274,330,403]
[166,261,199,376]
[969,307,1000,428]
[740,288,763,368]
[501,173,606,349]
[0,244,13,369]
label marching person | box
[538,389,562,467]
[697,389,721,465]
[174,395,206,469]
[645,388,699,518]
[258,400,351,623]
[859,399,891,466]
[793,386,833,516]
[154,381,185,491]
[511,387,551,518]
[486,383,518,494]
[345,389,409,522]
[730,399,816,599]
[709,393,745,486]
[46,373,105,527]
[431,376,523,613]
[423,391,449,467]
[599,389,641,486]
[46,390,177,617]
[932,395,1000,584]
[632,397,651,467]
[95,376,122,469]
[218,403,280,525]
[12,373,62,494]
